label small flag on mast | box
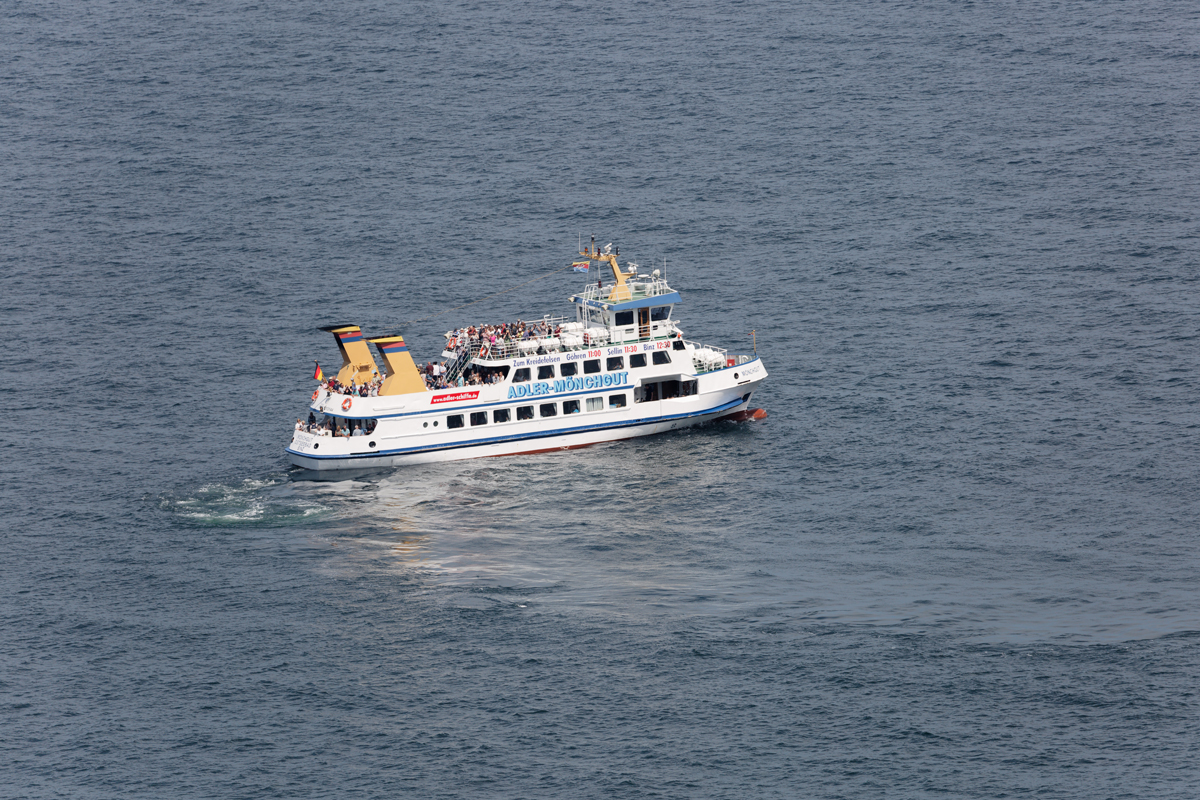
[572,261,590,272]
[313,361,324,381]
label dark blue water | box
[3,0,1199,796]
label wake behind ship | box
[286,240,767,471]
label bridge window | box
[517,406,534,420]
[586,397,604,412]
[563,400,580,414]
[650,306,671,321]
[629,353,647,368]
[672,339,686,351]
[470,412,488,426]
[560,362,578,377]
[583,359,600,374]
[538,365,555,380]
[652,351,672,365]
[494,408,511,423]
[609,394,627,408]
[607,356,624,371]
[513,368,531,383]
[539,403,557,418]
[447,415,464,429]
[615,310,634,326]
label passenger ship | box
[286,241,767,471]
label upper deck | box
[570,275,681,309]
[309,241,755,400]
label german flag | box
[313,361,324,381]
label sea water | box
[2,0,1199,797]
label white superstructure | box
[286,242,767,471]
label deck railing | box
[574,277,673,304]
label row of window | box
[583,306,673,326]
[442,395,629,428]
[612,306,671,326]
[433,378,702,430]
[513,351,673,383]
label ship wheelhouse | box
[569,272,682,346]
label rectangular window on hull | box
[513,368,531,383]
[652,351,672,365]
[539,403,557,418]
[586,397,604,412]
[517,406,534,421]
[470,412,488,426]
[609,394,627,408]
[447,415,464,429]
[607,356,624,371]
[662,380,680,399]
[494,408,511,423]
[563,399,580,414]
[629,353,647,368]
[538,365,555,380]
[560,362,578,377]
[682,380,698,396]
[583,359,601,374]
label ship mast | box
[581,235,635,302]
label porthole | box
[312,443,319,450]
[734,373,739,379]
[369,441,376,448]
[423,422,428,428]
[433,420,438,427]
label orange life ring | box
[342,397,352,411]
[312,389,320,401]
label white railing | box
[574,277,674,304]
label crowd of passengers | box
[321,375,384,397]
[420,318,567,390]
[446,319,563,354]
[295,413,377,437]
[421,362,507,391]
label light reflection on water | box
[269,430,1200,645]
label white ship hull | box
[287,359,766,472]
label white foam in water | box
[163,477,331,526]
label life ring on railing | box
[312,389,320,401]
[342,397,353,411]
